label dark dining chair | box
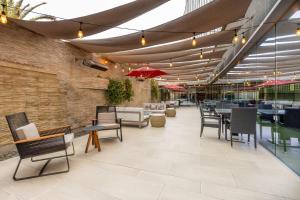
[6,112,75,181]
[199,104,221,139]
[96,106,123,142]
[227,108,257,148]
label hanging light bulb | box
[122,68,125,73]
[77,22,84,38]
[128,67,131,71]
[296,24,300,36]
[1,4,7,24]
[199,49,203,59]
[192,32,197,47]
[169,62,173,67]
[241,33,247,44]
[114,64,118,69]
[141,30,146,46]
[233,29,239,44]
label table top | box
[83,125,105,132]
[214,108,286,115]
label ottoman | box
[166,108,176,117]
[150,114,166,127]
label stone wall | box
[0,22,150,145]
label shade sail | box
[127,66,168,78]
[10,0,168,39]
[169,50,226,63]
[106,48,210,63]
[71,0,251,53]
[111,30,234,56]
[256,80,299,87]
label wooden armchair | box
[6,112,75,181]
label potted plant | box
[105,79,125,105]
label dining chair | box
[227,108,257,148]
[199,105,221,139]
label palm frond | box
[20,2,46,19]
[30,14,56,21]
[14,0,23,17]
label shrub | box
[105,79,125,105]
[123,78,134,102]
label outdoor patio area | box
[0,107,299,200]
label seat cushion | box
[98,112,116,124]
[100,123,120,129]
[64,133,74,146]
[16,123,39,139]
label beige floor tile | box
[0,107,299,200]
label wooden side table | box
[84,120,103,153]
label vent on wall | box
[76,58,108,71]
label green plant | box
[123,78,134,102]
[151,79,160,102]
[1,0,55,21]
[105,79,125,105]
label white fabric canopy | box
[10,0,168,39]
[71,0,251,53]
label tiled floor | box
[0,107,300,200]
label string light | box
[233,29,239,44]
[141,30,146,46]
[169,59,173,67]
[114,64,118,69]
[77,22,83,38]
[122,68,125,73]
[241,32,247,44]
[296,24,300,36]
[0,4,7,24]
[192,32,197,47]
[199,49,203,59]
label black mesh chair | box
[227,108,257,148]
[96,106,123,142]
[6,112,75,181]
[199,104,221,139]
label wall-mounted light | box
[233,29,239,44]
[296,24,300,36]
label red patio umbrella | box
[127,66,168,78]
[163,85,185,92]
[255,80,298,88]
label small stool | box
[166,108,176,117]
[150,114,166,127]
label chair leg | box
[116,129,119,137]
[248,134,250,143]
[14,150,70,181]
[218,126,221,139]
[254,133,257,149]
[231,132,233,147]
[200,124,204,137]
[119,127,123,142]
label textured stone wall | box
[0,22,150,145]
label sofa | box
[116,107,150,128]
[143,103,166,114]
[164,100,179,108]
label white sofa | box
[143,103,166,114]
[164,100,179,108]
[116,107,150,128]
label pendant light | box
[141,30,146,46]
[233,29,239,44]
[199,49,203,59]
[192,32,197,47]
[296,24,300,36]
[77,22,83,38]
[0,4,7,24]
[241,32,247,44]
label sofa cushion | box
[16,123,39,139]
[150,104,157,110]
[100,123,120,129]
[157,104,165,110]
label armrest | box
[14,133,65,144]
